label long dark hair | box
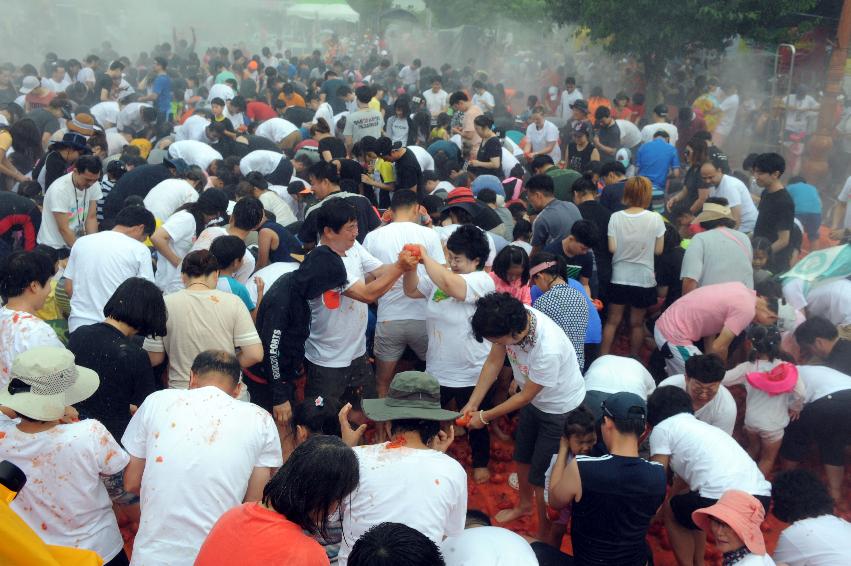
[8,118,42,163]
[262,435,359,539]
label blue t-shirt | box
[217,276,255,311]
[786,182,822,214]
[531,278,601,343]
[635,138,680,189]
[427,140,461,162]
[152,74,172,116]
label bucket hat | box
[362,371,460,422]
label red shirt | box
[245,101,278,123]
[195,503,330,565]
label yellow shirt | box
[368,98,381,113]
[35,279,62,321]
[375,158,395,183]
[0,130,12,153]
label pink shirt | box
[656,282,756,346]
[490,272,532,305]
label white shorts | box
[743,425,785,443]
[654,325,702,376]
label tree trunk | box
[641,52,665,121]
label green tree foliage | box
[424,0,548,29]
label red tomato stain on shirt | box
[386,436,407,449]
[100,435,109,445]
[209,295,220,303]
[434,479,440,486]
[154,431,160,439]
[105,450,117,464]
[41,522,47,531]
[155,456,164,463]
[0,431,6,440]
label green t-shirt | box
[546,167,582,201]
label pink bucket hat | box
[746,362,798,395]
[692,490,767,555]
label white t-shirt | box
[167,140,222,171]
[650,413,771,498]
[616,119,642,149]
[305,241,382,367]
[803,279,851,326]
[122,386,282,566]
[784,94,819,133]
[710,175,758,233]
[723,359,804,433]
[774,514,851,566]
[423,88,449,116]
[90,101,120,127]
[37,173,103,249]
[155,210,197,294]
[838,176,851,230]
[0,418,129,561]
[584,355,657,399]
[77,67,95,85]
[418,271,495,387]
[313,102,336,130]
[363,221,445,322]
[525,120,562,162]
[408,144,435,172]
[441,526,539,566]
[640,122,678,145]
[559,89,584,120]
[255,117,298,144]
[143,178,199,221]
[239,150,284,177]
[398,65,421,87]
[501,147,520,178]
[472,91,496,111]
[659,374,737,435]
[190,226,256,284]
[259,191,297,226]
[174,114,212,143]
[435,224,497,268]
[246,261,299,305]
[716,94,740,136]
[504,307,586,414]
[0,308,63,388]
[608,209,666,288]
[339,444,467,565]
[797,365,851,404]
[65,231,155,332]
[207,83,236,103]
[116,102,152,133]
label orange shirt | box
[195,503,329,565]
[278,92,306,108]
[587,96,611,121]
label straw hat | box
[66,113,95,137]
[692,202,734,224]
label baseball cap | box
[600,392,647,424]
[19,76,39,94]
[653,104,669,117]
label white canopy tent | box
[287,0,360,23]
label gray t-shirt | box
[531,199,582,247]
[343,108,383,143]
[680,228,754,289]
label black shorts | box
[513,404,571,487]
[670,491,771,530]
[607,283,658,309]
[780,389,851,466]
[304,354,375,410]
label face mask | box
[619,159,629,168]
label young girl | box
[751,236,774,285]
[722,325,805,477]
[430,112,451,142]
[490,245,531,304]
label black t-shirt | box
[394,148,422,192]
[321,78,347,114]
[24,108,60,135]
[754,187,795,244]
[471,136,503,179]
[827,338,851,376]
[102,164,172,222]
[596,122,621,163]
[656,246,684,309]
[94,75,114,101]
[69,323,156,442]
[543,240,595,281]
[298,192,380,245]
[578,201,613,282]
[571,454,667,566]
[599,181,626,213]
[319,136,347,160]
[32,150,69,191]
[567,142,595,173]
[283,106,314,127]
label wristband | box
[478,410,490,425]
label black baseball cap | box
[601,392,647,423]
[653,104,669,117]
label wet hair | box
[525,174,555,195]
[114,205,156,236]
[512,218,532,241]
[390,188,419,210]
[771,469,835,523]
[310,117,331,136]
[471,292,528,342]
[0,251,55,302]
[473,114,493,129]
[570,219,599,248]
[446,224,489,270]
[388,418,441,445]
[794,316,838,345]
[599,161,627,177]
[529,251,566,280]
[492,245,530,286]
[103,277,167,337]
[181,249,219,277]
[317,198,357,235]
[753,152,785,176]
[308,160,340,184]
[622,176,653,208]
[465,509,492,528]
[291,397,342,437]
[209,235,246,270]
[191,350,240,384]
[647,386,695,426]
[75,154,103,175]
[448,91,469,106]
[564,404,596,437]
[231,196,264,230]
[348,522,445,566]
[684,354,725,384]
[571,178,596,197]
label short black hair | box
[154,56,168,69]
[570,219,599,247]
[465,509,492,528]
[210,235,246,269]
[140,106,158,124]
[355,85,372,104]
[291,396,342,437]
[114,205,156,236]
[308,160,340,184]
[564,404,596,437]
[388,418,441,445]
[793,316,838,345]
[647,386,694,427]
[525,174,555,195]
[0,251,55,302]
[477,188,497,205]
[264,436,359,539]
[448,91,469,106]
[446,224,489,271]
[529,154,554,172]
[753,152,785,176]
[771,469,835,523]
[103,277,167,337]
[684,354,725,384]
[600,161,627,177]
[571,178,596,196]
[191,350,241,384]
[348,522,445,566]
[492,245,530,286]
[231,196,264,230]
[471,292,528,342]
[75,154,103,175]
[181,249,219,277]
[512,218,532,241]
[228,95,246,112]
[317,198,358,235]
[390,188,419,210]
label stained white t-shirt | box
[363,221,445,322]
[608,209,666,288]
[649,413,771,499]
[305,241,382,368]
[168,140,222,171]
[584,355,657,399]
[504,307,586,414]
[65,230,155,332]
[659,374,736,435]
[709,175,758,233]
[525,120,562,162]
[774,514,851,566]
[239,150,284,177]
[418,271,495,387]
[339,444,468,565]
[37,172,103,249]
[0,307,63,388]
[122,386,282,566]
[143,178,199,221]
[441,526,538,566]
[154,210,197,294]
[255,117,298,144]
[0,418,129,561]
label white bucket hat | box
[0,347,99,421]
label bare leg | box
[600,303,625,355]
[534,487,551,540]
[495,462,534,524]
[628,307,647,357]
[276,421,296,461]
[664,500,700,566]
[744,429,761,462]
[757,437,783,478]
[546,521,567,548]
[824,464,845,503]
[375,359,398,398]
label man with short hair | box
[529,154,580,202]
[598,161,630,213]
[558,76,583,122]
[138,57,172,121]
[700,159,758,232]
[37,155,103,249]
[64,205,155,332]
[123,350,283,566]
[449,91,483,153]
[471,80,495,113]
[423,77,449,117]
[658,354,737,435]
[753,152,796,272]
[639,104,678,145]
[794,316,851,376]
[543,219,598,297]
[593,106,620,164]
[398,58,422,90]
[527,174,582,255]
[343,85,383,152]
[523,106,561,163]
[550,392,666,565]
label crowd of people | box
[1,31,851,566]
